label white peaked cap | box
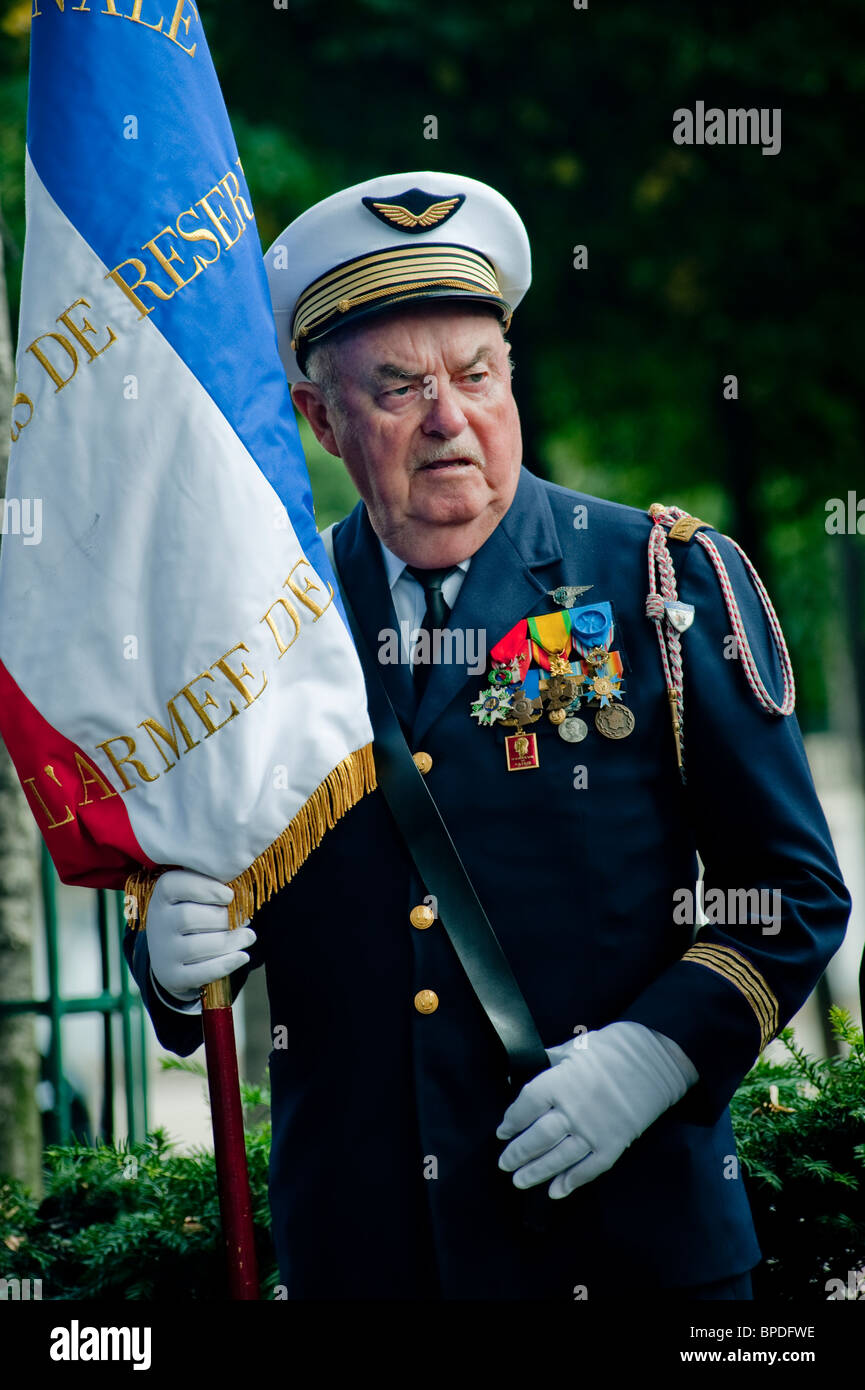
[265,170,532,382]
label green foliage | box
[730,1008,865,1300]
[2,1019,864,1299]
[0,1060,280,1301]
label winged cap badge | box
[362,188,466,234]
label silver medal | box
[558,716,588,743]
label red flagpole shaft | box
[202,978,260,1300]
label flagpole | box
[201,978,260,1300]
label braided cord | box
[692,529,795,715]
[646,515,686,779]
[645,505,796,784]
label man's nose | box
[420,379,468,438]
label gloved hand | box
[497,1021,698,1199]
[145,870,256,1003]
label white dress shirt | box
[377,539,471,669]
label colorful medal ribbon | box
[568,602,614,659]
[489,618,532,685]
[567,601,628,714]
[527,610,572,672]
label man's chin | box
[409,467,492,520]
[388,500,506,566]
[409,501,491,529]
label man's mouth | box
[418,457,476,471]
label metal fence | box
[0,844,148,1145]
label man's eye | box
[463,373,486,384]
[387,385,412,398]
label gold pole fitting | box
[202,977,232,1010]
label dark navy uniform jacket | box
[125,466,850,1300]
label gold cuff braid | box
[682,942,779,1050]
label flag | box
[0,1,375,928]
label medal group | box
[470,588,636,770]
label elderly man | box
[125,172,850,1301]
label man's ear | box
[290,382,342,459]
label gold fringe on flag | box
[125,742,377,932]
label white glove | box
[496,1021,698,1199]
[146,869,256,1005]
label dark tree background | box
[1,0,862,741]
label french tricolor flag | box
[0,1,374,928]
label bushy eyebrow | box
[370,345,496,387]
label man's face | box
[291,304,523,567]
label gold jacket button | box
[413,751,433,774]
[414,989,439,1014]
[410,904,435,930]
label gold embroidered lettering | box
[165,0,199,55]
[219,170,253,229]
[174,671,239,737]
[211,642,267,706]
[259,597,301,656]
[137,699,202,770]
[55,298,117,362]
[142,226,203,290]
[175,207,221,268]
[124,0,163,33]
[25,333,78,392]
[10,394,34,443]
[74,752,118,805]
[96,735,160,790]
[285,557,334,620]
[104,256,175,319]
[23,768,75,828]
[196,185,245,250]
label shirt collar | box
[378,537,471,591]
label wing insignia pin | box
[362,189,465,233]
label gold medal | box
[587,673,616,700]
[548,653,573,677]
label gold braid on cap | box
[290,243,509,351]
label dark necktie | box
[406,565,457,701]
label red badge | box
[504,731,540,771]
